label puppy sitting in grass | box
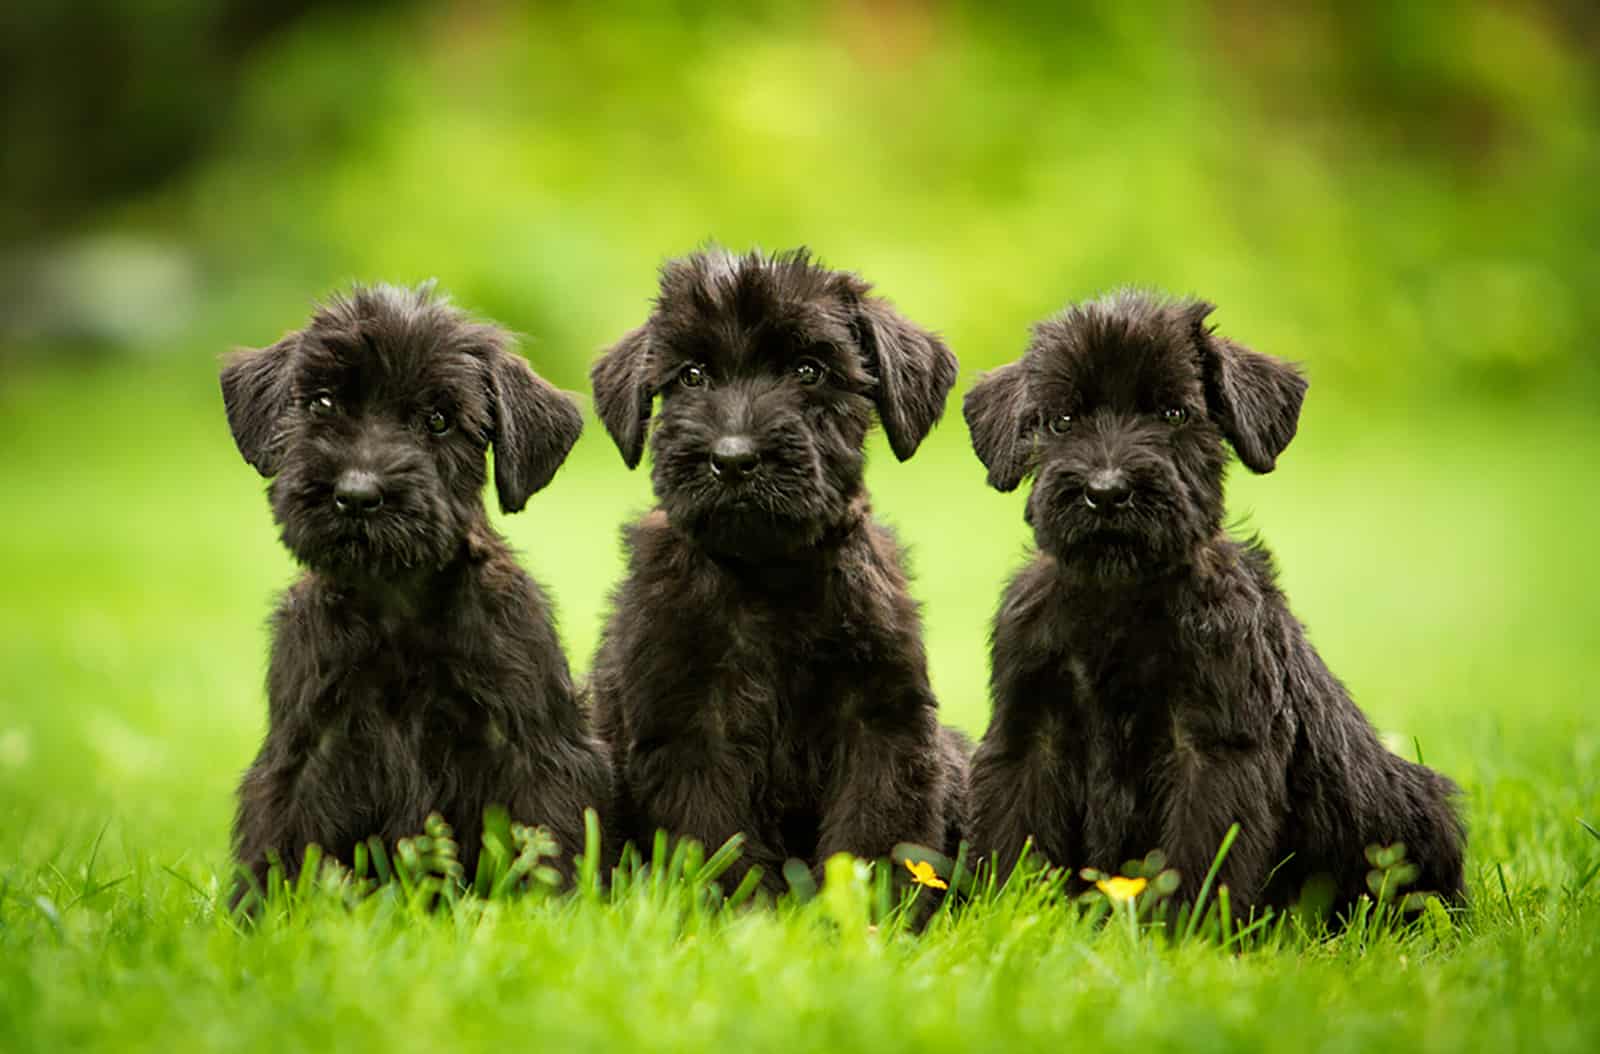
[962,291,1464,916]
[221,284,612,903]
[588,247,969,896]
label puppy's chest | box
[1043,617,1242,755]
[1028,598,1265,794]
[310,630,507,761]
[651,610,869,787]
[1060,616,1188,713]
[1059,584,1250,691]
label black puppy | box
[588,247,969,894]
[221,283,612,899]
[963,291,1464,914]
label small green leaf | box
[782,858,817,902]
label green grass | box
[2,359,1599,1053]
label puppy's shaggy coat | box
[589,248,968,892]
[963,292,1464,914]
[221,284,611,897]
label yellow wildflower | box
[904,859,948,890]
[1095,875,1147,902]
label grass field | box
[2,358,1598,1053]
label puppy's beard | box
[668,495,826,561]
[1028,476,1198,581]
[277,504,464,580]
[1052,532,1161,583]
[655,444,850,561]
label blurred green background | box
[1,0,1597,879]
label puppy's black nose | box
[334,470,384,515]
[709,436,760,480]
[1084,469,1133,510]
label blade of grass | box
[264,850,287,909]
[871,858,896,924]
[1227,908,1276,950]
[1182,823,1240,942]
[578,808,602,899]
[162,865,209,901]
[697,833,746,888]
[294,844,323,903]
[1262,851,1297,890]
[612,844,642,903]
[474,838,502,900]
[947,840,973,898]
[367,837,392,885]
[648,830,671,900]
[934,842,973,923]
[228,862,264,923]
[81,820,112,901]
[999,839,1033,898]
[726,865,765,910]
[62,874,128,911]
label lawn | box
[1,358,1597,1053]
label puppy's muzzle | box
[334,469,385,516]
[709,435,761,482]
[1083,468,1133,510]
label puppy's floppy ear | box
[962,362,1035,492]
[220,333,297,476]
[854,297,959,461]
[487,346,584,513]
[590,323,654,469]
[1194,304,1308,474]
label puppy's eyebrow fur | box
[643,251,869,391]
[1027,290,1211,370]
[656,246,862,325]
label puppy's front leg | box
[969,735,1077,884]
[816,703,946,872]
[231,742,328,907]
[968,654,1084,882]
[1158,728,1288,909]
[232,631,346,908]
[499,736,615,883]
[627,738,784,893]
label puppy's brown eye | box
[425,409,451,435]
[1047,413,1072,435]
[308,391,337,416]
[1163,407,1187,425]
[794,358,825,386]
[679,364,708,389]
